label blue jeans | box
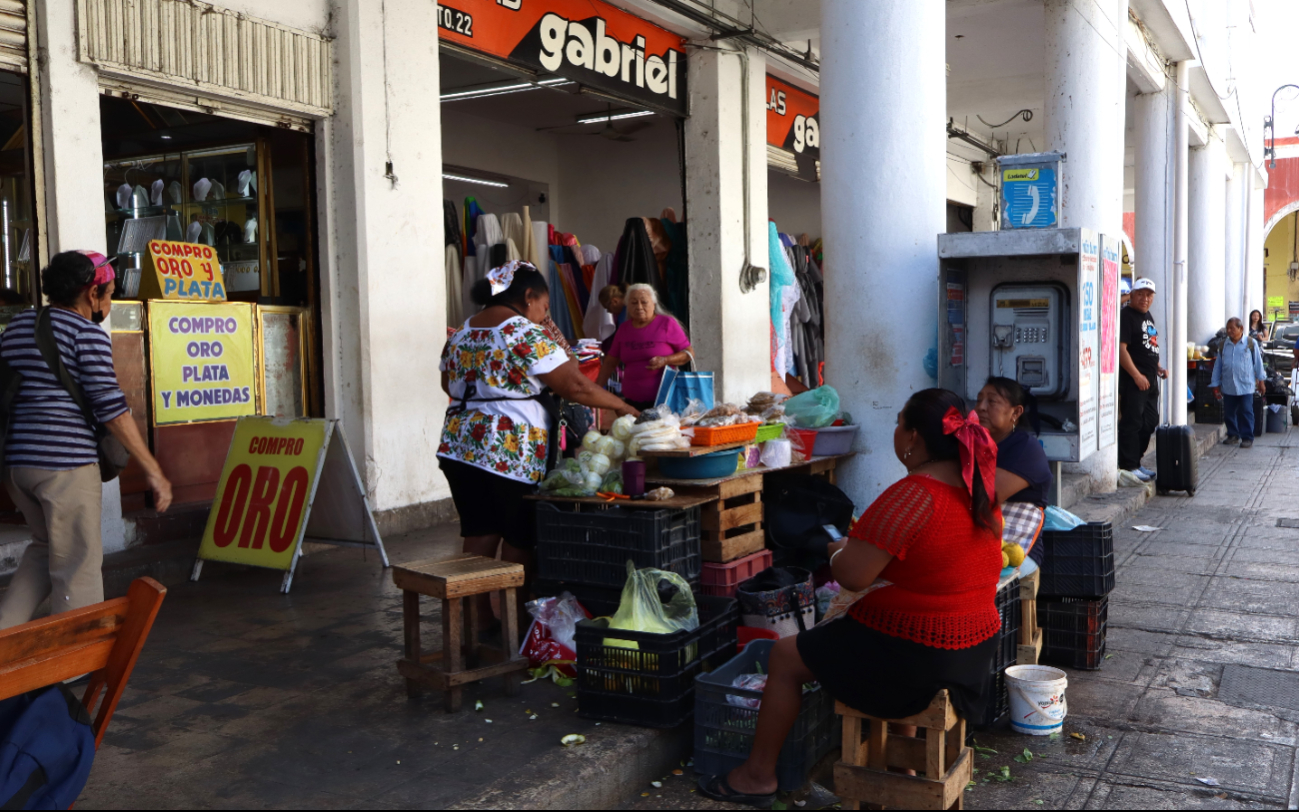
[1223,394,1255,441]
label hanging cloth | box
[531,221,550,272]
[615,217,663,298]
[464,198,485,257]
[660,217,689,326]
[446,245,463,329]
[475,213,502,262]
[505,238,521,263]
[444,200,462,249]
[500,213,526,252]
[583,253,617,341]
[462,255,479,317]
[769,222,797,344]
[644,217,671,286]
[546,258,577,341]
[561,245,590,309]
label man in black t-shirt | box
[1118,278,1167,478]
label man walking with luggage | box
[1211,317,1267,448]
[1119,278,1166,480]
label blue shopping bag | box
[654,366,715,414]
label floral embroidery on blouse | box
[438,319,565,484]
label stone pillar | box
[820,0,945,506]
[1170,61,1190,427]
[1224,162,1245,323]
[1133,86,1176,379]
[684,46,770,404]
[1188,134,1227,345]
[1043,0,1129,491]
[328,0,450,530]
[1247,182,1265,316]
[34,0,125,552]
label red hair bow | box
[942,407,998,502]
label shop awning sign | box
[766,76,819,159]
[437,0,688,117]
[148,301,256,425]
[193,417,387,593]
[139,240,228,301]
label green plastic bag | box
[603,561,698,652]
[785,386,841,428]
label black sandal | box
[696,774,777,809]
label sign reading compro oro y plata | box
[148,301,256,424]
[139,240,228,301]
[437,0,687,117]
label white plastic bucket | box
[1005,665,1068,735]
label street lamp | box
[1264,84,1299,168]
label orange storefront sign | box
[766,75,820,159]
[437,0,688,116]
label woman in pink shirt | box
[596,283,692,410]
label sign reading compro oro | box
[149,301,256,424]
[143,240,228,301]
[199,418,329,571]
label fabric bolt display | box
[505,238,521,263]
[475,213,502,260]
[530,220,549,274]
[500,212,527,253]
[445,244,463,329]
[562,245,592,308]
[546,259,578,341]
[489,243,509,270]
[461,255,479,317]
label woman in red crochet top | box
[699,389,1003,807]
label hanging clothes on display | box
[659,216,688,326]
[768,221,797,377]
[583,253,617,342]
[614,217,662,299]
[464,198,485,257]
[446,245,463,329]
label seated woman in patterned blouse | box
[698,388,1004,807]
[438,261,638,628]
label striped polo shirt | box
[0,308,128,470]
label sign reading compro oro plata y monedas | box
[149,301,256,424]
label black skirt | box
[796,618,998,722]
[439,458,538,550]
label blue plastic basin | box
[657,449,740,480]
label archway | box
[1263,207,1299,324]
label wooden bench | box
[1018,569,1043,666]
[393,554,529,712]
[0,577,167,748]
[834,691,973,810]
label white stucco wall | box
[442,108,563,228]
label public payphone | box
[937,228,1121,464]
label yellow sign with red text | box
[198,418,329,571]
[140,240,227,301]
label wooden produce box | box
[1017,569,1043,665]
[665,471,765,563]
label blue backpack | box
[0,684,95,809]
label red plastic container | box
[789,428,818,458]
[700,550,773,599]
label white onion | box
[587,453,612,476]
[582,431,603,452]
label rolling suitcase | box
[1155,424,1196,496]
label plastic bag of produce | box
[604,561,698,652]
[759,438,792,469]
[784,386,841,428]
[600,470,624,494]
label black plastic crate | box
[1040,597,1108,671]
[575,595,738,728]
[533,580,623,618]
[536,502,702,589]
[1039,522,1116,599]
[1195,396,1224,425]
[976,577,1022,728]
[693,639,839,791]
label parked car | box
[1266,322,1299,376]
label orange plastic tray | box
[690,422,760,446]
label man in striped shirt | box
[0,251,171,629]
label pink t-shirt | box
[610,315,691,403]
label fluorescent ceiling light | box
[575,109,654,125]
[443,172,509,188]
[441,77,569,102]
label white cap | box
[1133,278,1156,293]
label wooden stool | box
[393,554,528,712]
[834,691,973,810]
[1017,569,1043,665]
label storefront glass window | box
[0,70,36,303]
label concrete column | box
[1247,182,1265,316]
[1224,162,1245,322]
[1170,61,1189,427]
[1187,135,1227,345]
[1043,0,1128,491]
[34,0,126,553]
[328,0,449,530]
[684,46,770,404]
[820,0,944,506]
[1133,86,1176,376]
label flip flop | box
[696,774,776,809]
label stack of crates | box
[1194,363,1223,424]
[534,501,703,614]
[1037,522,1113,670]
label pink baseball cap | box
[77,251,117,286]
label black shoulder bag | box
[34,309,130,482]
